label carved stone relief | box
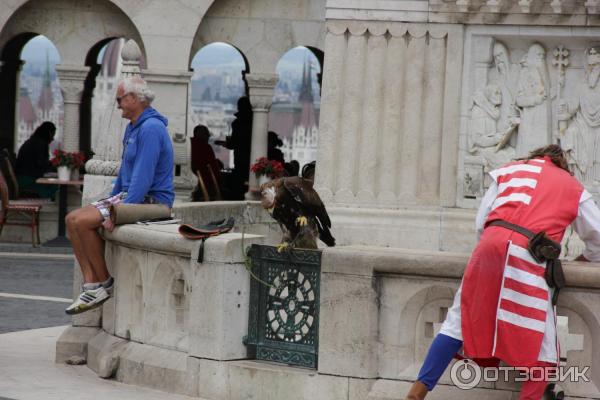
[460,29,600,202]
[560,45,600,187]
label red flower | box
[50,150,87,168]
[250,157,285,179]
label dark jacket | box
[16,135,52,179]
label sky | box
[20,35,61,65]
[191,43,320,74]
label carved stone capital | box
[246,73,278,112]
[85,159,121,176]
[55,65,89,103]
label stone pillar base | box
[55,326,100,364]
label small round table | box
[35,177,84,247]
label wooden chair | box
[206,164,222,201]
[0,149,19,199]
[195,170,210,202]
[0,170,44,246]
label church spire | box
[43,51,51,87]
[37,50,54,114]
[298,55,313,104]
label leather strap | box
[487,219,535,239]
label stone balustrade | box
[320,246,600,399]
[57,216,600,399]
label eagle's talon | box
[296,216,308,227]
[277,242,290,253]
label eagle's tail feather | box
[319,226,336,247]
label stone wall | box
[316,20,463,209]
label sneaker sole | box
[65,295,111,315]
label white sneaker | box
[65,286,111,315]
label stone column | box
[143,68,193,198]
[245,73,278,200]
[55,65,88,152]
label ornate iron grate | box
[244,244,321,369]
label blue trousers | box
[417,333,463,390]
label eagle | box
[260,176,335,251]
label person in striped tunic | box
[405,145,600,400]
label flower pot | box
[57,166,71,181]
[71,169,80,181]
[258,174,270,186]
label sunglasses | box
[116,92,132,105]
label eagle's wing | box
[283,177,335,246]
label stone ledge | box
[322,245,600,289]
[104,223,195,257]
[201,232,265,264]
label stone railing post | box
[55,65,88,152]
[245,73,278,200]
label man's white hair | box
[119,77,155,105]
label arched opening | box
[268,46,322,177]
[189,42,249,200]
[0,33,63,154]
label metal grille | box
[244,244,321,368]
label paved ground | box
[0,326,198,400]
[0,249,201,399]
[0,254,73,333]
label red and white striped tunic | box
[440,156,585,367]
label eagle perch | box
[260,176,335,251]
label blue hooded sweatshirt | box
[111,107,175,207]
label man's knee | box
[65,210,80,230]
[66,207,102,231]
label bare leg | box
[405,381,428,400]
[66,206,108,283]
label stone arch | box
[188,0,326,74]
[114,261,144,342]
[189,41,250,176]
[0,0,144,66]
[147,259,190,351]
[0,0,144,152]
[398,285,456,365]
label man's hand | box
[102,218,115,232]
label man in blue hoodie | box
[65,77,174,315]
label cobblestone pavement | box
[0,254,73,333]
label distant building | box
[16,52,63,151]
[271,56,320,170]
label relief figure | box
[490,41,520,134]
[468,84,515,171]
[515,43,552,157]
[559,46,600,184]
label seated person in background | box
[268,131,285,164]
[190,124,221,201]
[15,121,57,199]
